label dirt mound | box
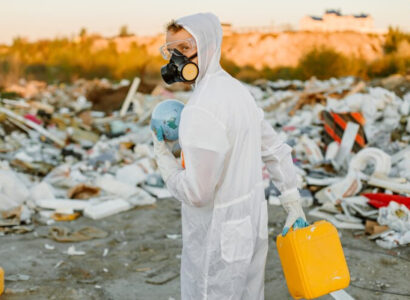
[136,31,385,69]
[221,31,385,69]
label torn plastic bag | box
[30,181,55,202]
[378,201,410,233]
[0,170,30,211]
[375,230,410,249]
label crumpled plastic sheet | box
[378,201,410,233]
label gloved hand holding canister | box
[279,188,308,236]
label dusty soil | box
[1,199,409,300]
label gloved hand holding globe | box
[150,99,184,142]
[150,99,185,182]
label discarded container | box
[276,220,350,299]
[0,266,4,295]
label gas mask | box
[161,49,199,84]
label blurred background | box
[0,2,410,299]
[0,0,409,90]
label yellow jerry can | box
[276,220,350,299]
[0,267,4,295]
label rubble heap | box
[0,74,409,250]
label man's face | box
[166,28,198,65]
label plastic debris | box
[116,163,148,186]
[66,246,86,256]
[378,201,410,233]
[330,289,355,300]
[5,274,30,282]
[0,170,30,211]
[0,76,408,257]
[349,148,391,178]
[333,122,360,170]
[315,172,362,205]
[374,230,410,249]
[252,77,410,250]
[299,135,324,165]
[83,199,132,220]
[365,193,410,210]
[44,244,55,250]
[36,199,90,211]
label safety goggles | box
[159,37,197,60]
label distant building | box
[300,9,374,32]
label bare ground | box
[1,199,409,300]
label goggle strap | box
[188,52,197,60]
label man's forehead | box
[166,28,194,44]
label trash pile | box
[0,74,409,250]
[251,75,410,249]
[0,77,190,238]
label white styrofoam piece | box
[309,207,365,230]
[330,289,355,300]
[36,199,90,210]
[83,199,131,220]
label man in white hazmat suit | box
[151,12,308,299]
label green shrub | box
[367,54,409,77]
[220,57,241,77]
[261,66,303,81]
[0,36,164,85]
[1,31,409,86]
[298,47,352,80]
[384,26,410,54]
[235,65,261,82]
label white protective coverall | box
[160,12,301,300]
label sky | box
[0,0,409,44]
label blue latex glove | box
[150,120,164,141]
[279,189,309,237]
[282,217,309,236]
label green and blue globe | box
[151,99,184,141]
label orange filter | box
[181,151,185,169]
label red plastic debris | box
[24,114,43,125]
[363,193,410,210]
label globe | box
[151,99,184,141]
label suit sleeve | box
[165,106,230,207]
[259,109,298,193]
